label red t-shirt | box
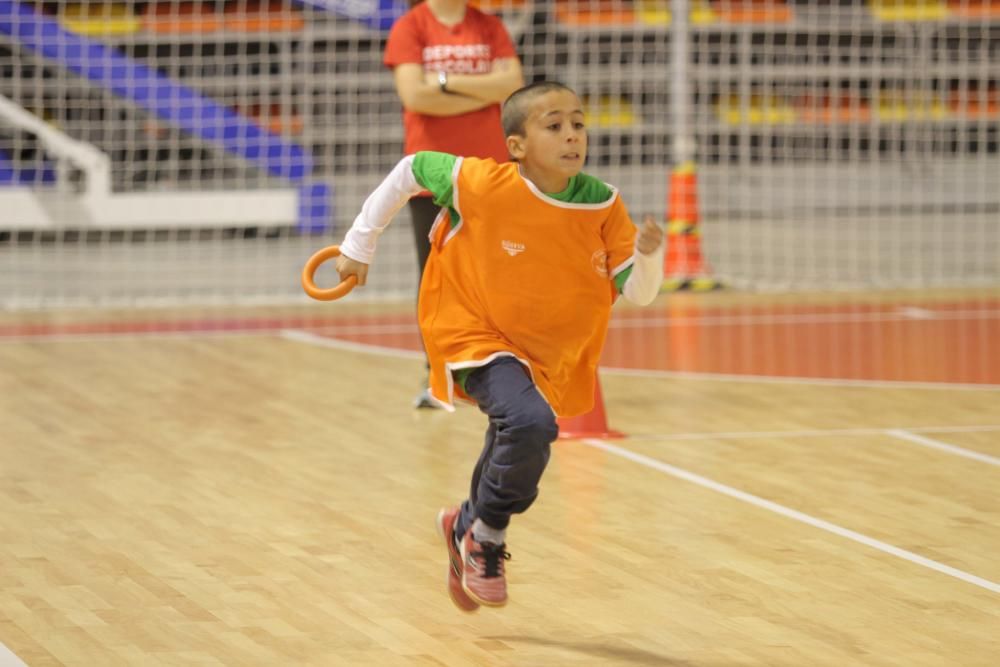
[383,3,516,162]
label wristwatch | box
[438,70,449,93]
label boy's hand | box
[636,214,664,255]
[335,254,370,287]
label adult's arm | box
[438,57,524,104]
[392,63,494,116]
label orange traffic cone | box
[662,161,720,292]
[669,161,699,223]
[557,376,624,439]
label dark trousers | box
[409,197,438,372]
[408,196,438,285]
[456,357,559,538]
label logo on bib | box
[502,240,526,257]
[591,250,608,277]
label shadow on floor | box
[486,634,759,666]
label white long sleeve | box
[340,154,424,264]
[621,241,665,305]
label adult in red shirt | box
[384,0,524,408]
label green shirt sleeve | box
[614,265,633,293]
[412,151,458,210]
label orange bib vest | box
[418,158,637,417]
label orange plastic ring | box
[301,245,359,301]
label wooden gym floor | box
[1,289,998,666]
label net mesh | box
[1,0,998,308]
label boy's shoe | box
[435,507,479,612]
[413,388,440,409]
[460,529,511,607]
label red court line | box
[4,300,1000,384]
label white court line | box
[285,331,999,592]
[280,329,1000,391]
[608,308,1000,328]
[580,438,1000,595]
[0,642,28,667]
[279,329,423,360]
[602,366,1000,391]
[625,424,1000,442]
[283,331,1000,461]
[898,306,937,320]
[22,324,997,392]
[885,429,1000,467]
[283,330,1000,592]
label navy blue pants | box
[455,356,559,538]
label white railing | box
[0,93,111,203]
[0,94,297,230]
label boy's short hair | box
[501,81,577,138]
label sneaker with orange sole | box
[435,507,480,612]
[460,529,511,607]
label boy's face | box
[506,90,588,186]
